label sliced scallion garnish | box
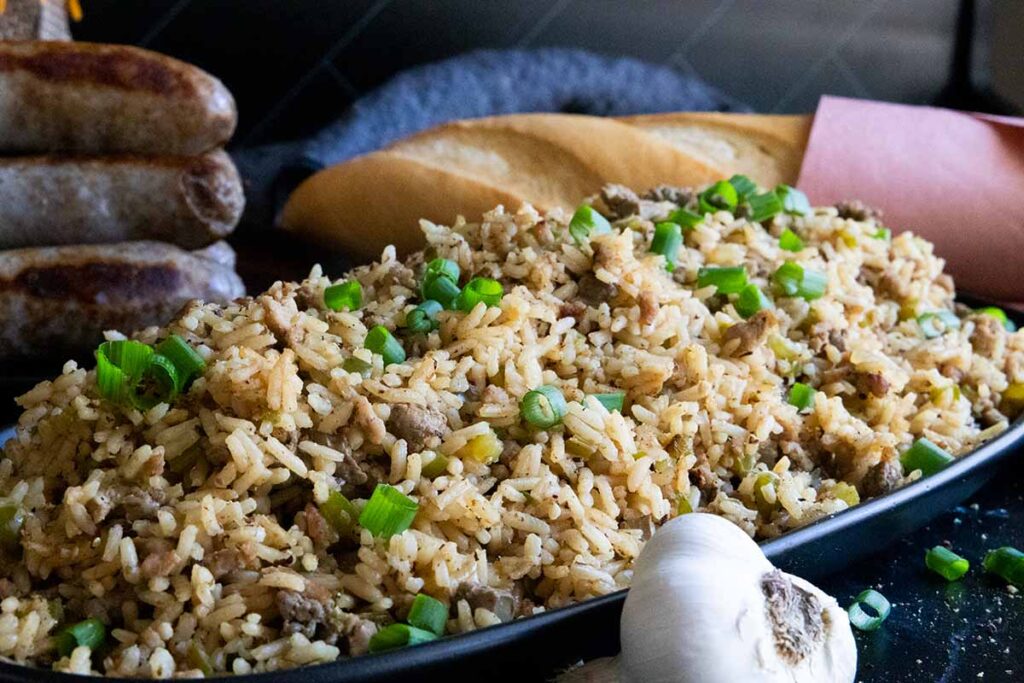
[365,326,406,367]
[977,306,1017,332]
[775,184,811,215]
[668,207,703,229]
[569,204,611,246]
[54,618,106,657]
[324,280,363,311]
[698,180,739,214]
[787,382,815,412]
[422,259,461,308]
[456,277,503,312]
[772,262,827,301]
[319,490,359,536]
[650,221,683,272]
[358,484,418,538]
[847,589,890,631]
[405,300,444,334]
[727,174,757,200]
[983,546,1024,586]
[925,546,970,582]
[155,335,205,392]
[900,437,953,476]
[917,311,961,339]
[778,228,805,252]
[590,391,625,412]
[735,284,772,319]
[747,192,783,223]
[368,623,438,653]
[407,594,448,636]
[697,266,748,295]
[521,385,568,429]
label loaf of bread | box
[280,112,812,259]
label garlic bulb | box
[560,513,857,683]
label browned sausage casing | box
[0,241,245,359]
[0,41,236,155]
[0,150,245,249]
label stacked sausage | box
[0,40,246,358]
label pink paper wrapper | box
[797,96,1024,304]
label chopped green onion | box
[787,382,815,412]
[155,335,205,392]
[456,277,503,312]
[668,207,703,229]
[917,311,961,339]
[925,546,970,581]
[342,356,373,377]
[131,354,179,410]
[324,280,363,311]
[983,546,1024,586]
[359,484,419,538]
[900,437,953,476]
[422,259,461,307]
[832,482,860,507]
[697,266,748,294]
[676,495,693,515]
[54,618,106,657]
[405,300,444,334]
[420,452,449,479]
[95,340,153,405]
[872,227,892,241]
[847,589,890,631]
[977,306,1017,332]
[569,204,612,245]
[368,623,438,653]
[407,594,448,636]
[775,184,811,215]
[423,276,461,310]
[735,284,772,319]
[728,174,757,199]
[698,180,739,214]
[747,192,783,222]
[590,391,625,412]
[521,385,568,429]
[650,222,683,271]
[0,504,24,551]
[772,262,827,301]
[778,228,805,252]
[364,326,406,367]
[319,490,359,536]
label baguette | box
[619,112,812,188]
[281,113,728,259]
[0,41,236,155]
[0,241,245,359]
[0,150,245,249]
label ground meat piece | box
[600,184,671,221]
[113,486,165,522]
[82,594,122,622]
[302,503,332,548]
[205,548,240,579]
[860,459,904,498]
[622,514,655,541]
[277,589,326,639]
[140,549,178,579]
[577,273,618,307]
[354,395,386,445]
[387,403,450,451]
[855,371,890,397]
[835,200,882,221]
[940,362,965,382]
[310,432,368,488]
[600,184,642,219]
[643,185,694,207]
[558,300,586,321]
[454,582,518,622]
[970,315,1004,359]
[828,331,847,353]
[638,291,659,325]
[877,270,910,300]
[259,294,302,346]
[0,579,16,598]
[722,310,776,356]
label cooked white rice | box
[0,183,1021,676]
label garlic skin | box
[561,513,857,683]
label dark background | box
[47,1,1024,681]
[70,0,1020,147]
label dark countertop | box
[818,460,1023,683]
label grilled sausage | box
[0,241,245,359]
[0,0,71,40]
[0,41,236,155]
[0,150,245,249]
